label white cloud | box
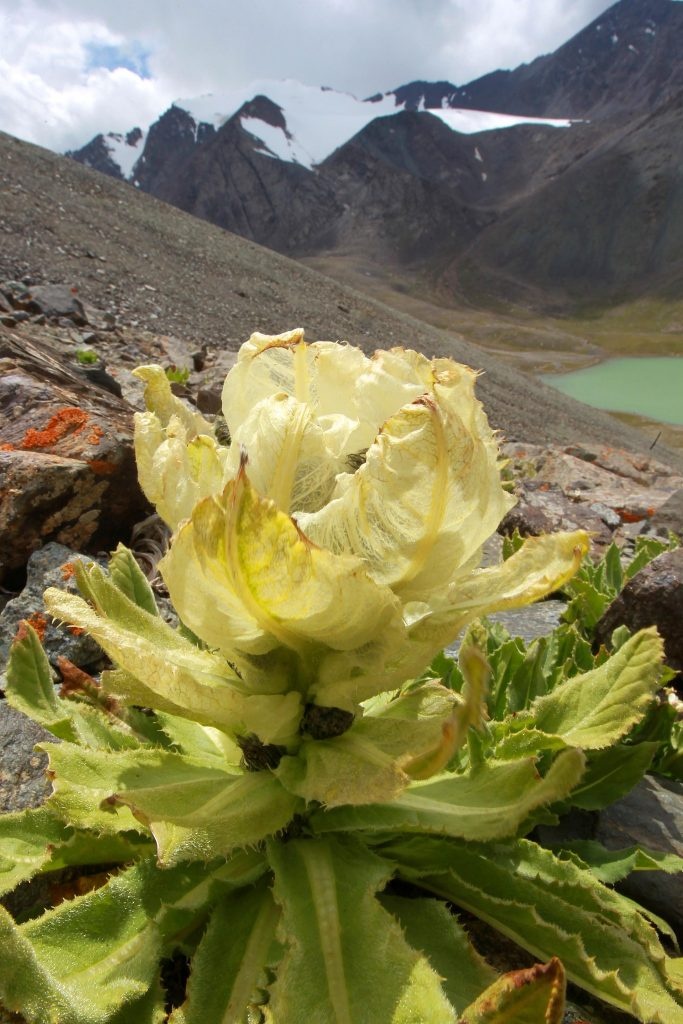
[0,2,170,149]
[0,0,623,152]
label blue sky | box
[85,41,151,78]
[0,0,621,152]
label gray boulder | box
[596,549,683,673]
[644,487,683,541]
[537,774,683,941]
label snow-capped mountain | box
[69,79,572,183]
[67,0,683,304]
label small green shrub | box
[75,348,99,365]
[164,364,191,385]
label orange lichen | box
[0,443,14,451]
[617,508,647,524]
[88,459,117,476]
[68,625,85,637]
[87,424,104,445]
[15,612,48,643]
[20,407,89,450]
[60,562,76,580]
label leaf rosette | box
[2,329,681,1024]
[110,331,588,802]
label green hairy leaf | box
[550,840,683,884]
[379,895,497,1014]
[382,835,683,1022]
[43,742,302,863]
[169,882,280,1024]
[108,543,160,617]
[5,621,75,739]
[311,748,585,841]
[561,741,660,811]
[528,628,664,748]
[268,835,455,1023]
[0,808,71,896]
[0,858,203,1024]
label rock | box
[595,549,683,672]
[488,599,567,645]
[502,444,683,543]
[196,383,223,414]
[72,360,123,398]
[20,283,87,325]
[595,775,683,939]
[537,774,683,942]
[643,487,683,540]
[499,479,614,550]
[0,542,106,674]
[0,450,108,580]
[0,702,52,812]
[0,324,148,582]
[445,600,568,658]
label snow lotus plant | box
[1,329,682,1024]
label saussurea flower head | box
[6,329,681,1024]
[46,329,588,812]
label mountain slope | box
[395,0,683,120]
[450,88,683,303]
[3,128,681,470]
[142,103,342,253]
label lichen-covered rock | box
[501,443,683,548]
[0,542,105,674]
[499,478,614,549]
[0,324,147,581]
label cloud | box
[438,0,613,80]
[0,1,170,150]
[0,0,615,152]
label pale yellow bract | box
[131,329,588,712]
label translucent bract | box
[49,329,588,806]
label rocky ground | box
[3,129,683,471]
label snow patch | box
[105,131,146,178]
[612,33,619,43]
[430,108,572,136]
[170,79,572,169]
[481,171,488,182]
[240,116,312,166]
[474,146,484,162]
[176,79,400,168]
[628,44,639,54]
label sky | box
[0,0,619,153]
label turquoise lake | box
[542,357,683,425]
